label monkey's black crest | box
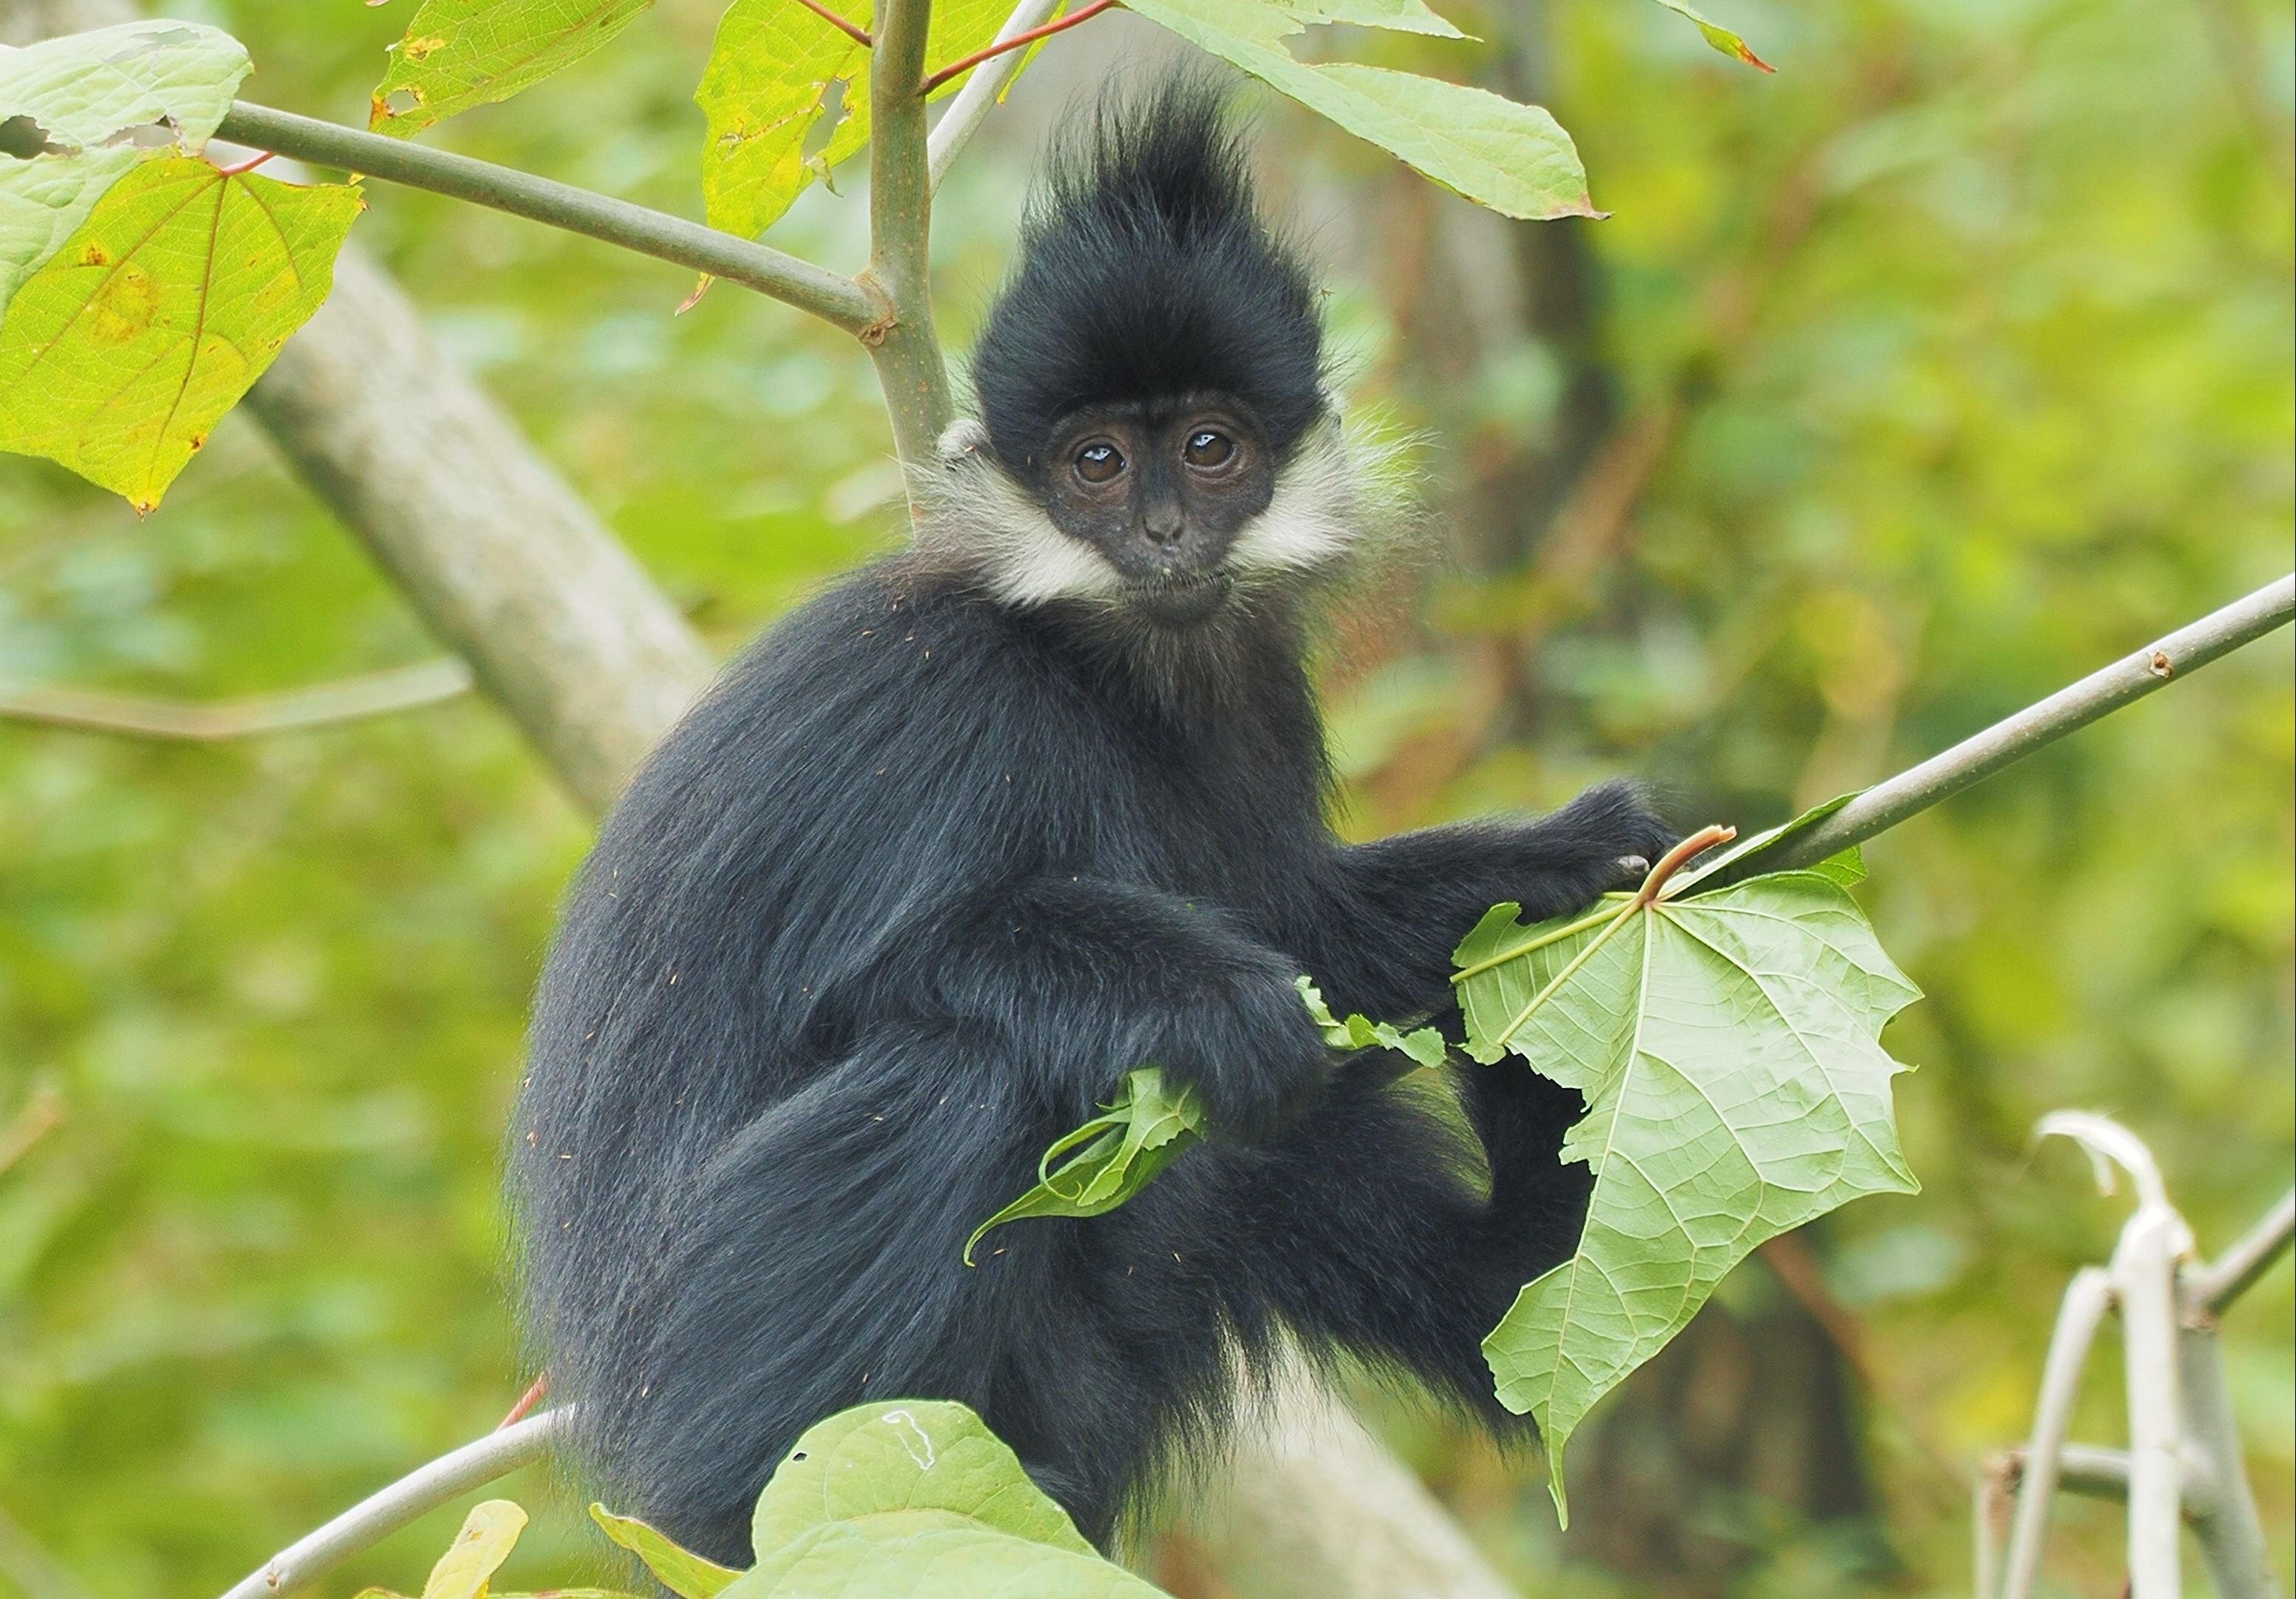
[511,71,1670,1572]
[972,78,1326,480]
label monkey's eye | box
[1073,441,1127,485]
[1184,429,1235,470]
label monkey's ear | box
[938,418,993,463]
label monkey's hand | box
[927,877,1332,1146]
[1309,780,1676,1021]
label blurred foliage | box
[1,0,2289,1596]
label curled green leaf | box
[1647,0,1773,72]
[590,1504,742,1598]
[962,1067,1204,1265]
[1295,975,1448,1067]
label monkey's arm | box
[913,876,1335,1142]
[1307,779,1674,1021]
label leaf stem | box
[211,101,882,333]
[927,0,1063,190]
[1450,902,1622,983]
[918,1,1121,95]
[1488,900,1637,1053]
[1639,823,1736,903]
[796,0,875,46]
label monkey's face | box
[1038,396,1275,625]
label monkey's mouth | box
[1125,569,1234,625]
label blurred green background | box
[1,0,2289,1595]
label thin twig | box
[213,102,882,334]
[926,0,1060,190]
[919,0,1118,95]
[1706,574,2296,887]
[2117,1210,2186,1599]
[795,0,873,46]
[2188,1189,2294,1318]
[0,659,473,741]
[0,1087,62,1176]
[215,1409,571,1599]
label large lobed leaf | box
[371,0,657,139]
[694,0,1011,243]
[1455,870,1919,1521]
[0,19,249,314]
[1121,0,1599,220]
[0,155,363,511]
[594,1401,1168,1597]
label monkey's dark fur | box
[511,79,1671,1567]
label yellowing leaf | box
[420,1499,528,1599]
[0,19,252,312]
[370,0,656,138]
[694,0,1012,241]
[0,155,363,511]
[1455,871,1919,1521]
[590,1504,742,1598]
[1648,0,1773,71]
[1123,0,1599,219]
[1280,0,1470,38]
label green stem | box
[1488,900,1638,1054]
[1450,902,1620,983]
[863,0,958,471]
[212,102,880,333]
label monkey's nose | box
[1142,502,1186,547]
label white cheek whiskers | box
[911,420,1126,607]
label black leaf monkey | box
[511,77,1672,1566]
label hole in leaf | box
[101,118,179,150]
[0,115,67,159]
[383,88,423,116]
[103,25,198,61]
[799,78,850,164]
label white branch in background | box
[927,0,1061,191]
[0,660,472,742]
[2189,1188,2295,1316]
[215,1409,571,1599]
[1995,1265,2114,1599]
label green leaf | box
[1280,0,1471,38]
[1666,791,1858,894]
[1122,0,1598,220]
[1295,975,1447,1067]
[421,1499,528,1599]
[1456,871,1920,1523]
[1646,0,1773,72]
[370,0,656,138]
[722,1400,1167,1595]
[694,0,1012,242]
[591,1504,743,1598]
[0,20,251,315]
[0,155,363,511]
[963,1067,1204,1265]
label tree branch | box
[926,0,1061,191]
[215,1409,571,1599]
[0,659,471,741]
[862,0,957,470]
[244,245,714,812]
[2189,1189,2295,1318]
[1708,574,2296,886]
[212,102,882,334]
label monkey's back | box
[508,557,1329,1555]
